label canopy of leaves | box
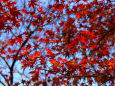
[0,0,114,86]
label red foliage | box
[0,0,114,86]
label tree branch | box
[0,80,7,86]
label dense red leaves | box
[53,4,64,11]
[108,59,115,70]
[45,48,53,55]
[29,51,41,59]
[0,0,114,86]
[0,0,21,31]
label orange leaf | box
[38,7,42,11]
[21,9,27,14]
[45,48,53,55]
[50,59,58,65]
[76,13,81,19]
[58,58,67,62]
[35,51,41,57]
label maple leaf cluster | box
[0,0,114,86]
